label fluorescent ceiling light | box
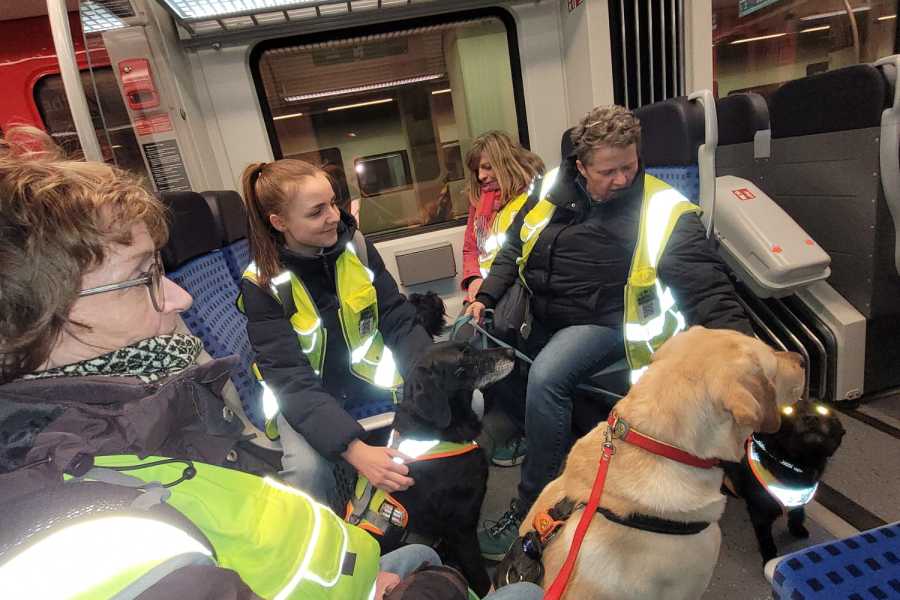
[431,88,452,95]
[800,25,830,33]
[877,14,896,21]
[273,111,304,121]
[799,6,870,21]
[284,73,444,103]
[730,32,787,45]
[327,98,393,112]
[80,0,128,33]
[160,0,315,20]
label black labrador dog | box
[360,341,514,596]
[723,399,845,563]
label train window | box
[355,150,413,197]
[713,0,898,99]
[33,67,147,178]
[252,13,525,238]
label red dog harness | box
[543,413,722,600]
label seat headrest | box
[771,64,890,138]
[201,190,248,244]
[716,93,769,146]
[634,97,705,167]
[561,127,576,162]
[159,191,220,271]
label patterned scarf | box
[24,334,204,383]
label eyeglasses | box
[78,253,165,312]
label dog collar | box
[746,438,818,508]
[607,413,720,469]
[387,430,479,464]
[750,435,805,474]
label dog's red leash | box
[543,413,721,600]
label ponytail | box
[239,158,326,288]
[240,162,283,288]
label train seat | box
[200,190,250,285]
[159,191,265,431]
[766,520,900,600]
[634,96,706,204]
[714,93,831,299]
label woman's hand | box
[464,300,486,324]
[342,439,415,492]
[466,277,484,303]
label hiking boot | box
[478,499,525,561]
[491,435,527,467]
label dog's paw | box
[789,522,810,539]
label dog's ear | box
[723,368,779,433]
[403,365,452,429]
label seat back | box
[634,96,707,204]
[765,63,899,321]
[200,190,250,284]
[160,192,265,430]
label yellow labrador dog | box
[522,326,805,600]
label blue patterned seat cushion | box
[223,239,250,285]
[168,252,264,429]
[647,166,701,204]
[772,521,900,599]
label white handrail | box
[688,89,719,239]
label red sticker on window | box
[731,188,756,201]
[771,245,783,253]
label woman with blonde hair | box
[461,131,544,302]
[238,159,432,507]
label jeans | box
[380,544,544,600]
[517,323,625,511]
[277,414,337,508]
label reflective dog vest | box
[82,454,382,600]
[345,434,479,537]
[746,437,819,508]
[516,169,699,384]
[241,239,402,437]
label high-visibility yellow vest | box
[81,455,382,600]
[478,192,531,278]
[515,170,700,383]
[241,240,402,437]
[0,513,215,600]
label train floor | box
[476,388,899,598]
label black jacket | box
[0,356,278,505]
[477,157,752,335]
[240,212,432,460]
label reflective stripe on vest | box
[0,515,212,600]
[478,191,531,278]
[623,179,700,382]
[515,173,698,382]
[746,439,819,508]
[90,455,381,600]
[345,432,479,537]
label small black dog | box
[350,341,514,597]
[408,291,446,338]
[723,400,845,563]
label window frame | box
[354,150,414,198]
[249,6,529,242]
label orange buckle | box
[533,510,565,545]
